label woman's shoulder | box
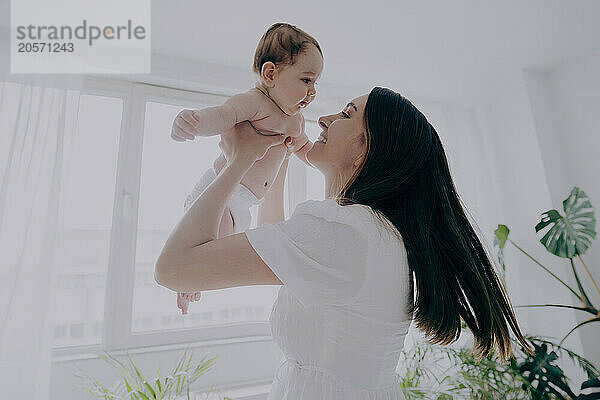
[292,199,377,230]
[294,199,403,243]
[293,198,352,216]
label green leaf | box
[155,376,162,399]
[578,376,600,400]
[518,342,577,399]
[143,381,156,399]
[136,391,151,400]
[526,336,600,389]
[83,348,224,399]
[124,378,140,400]
[128,354,146,387]
[493,224,510,275]
[535,187,596,258]
[494,224,510,248]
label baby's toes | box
[194,292,201,301]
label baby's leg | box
[180,168,231,311]
[180,204,235,307]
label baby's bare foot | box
[177,292,190,314]
[182,292,202,302]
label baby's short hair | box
[253,23,322,75]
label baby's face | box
[271,44,323,116]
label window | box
[92,321,103,336]
[52,94,123,348]
[70,323,84,339]
[131,98,280,334]
[53,324,67,339]
[50,81,311,354]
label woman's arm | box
[257,157,289,226]
[158,156,254,263]
[157,121,286,285]
[156,155,253,286]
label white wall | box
[470,57,600,388]
[474,68,589,387]
[524,49,600,366]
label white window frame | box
[52,77,310,358]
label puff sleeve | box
[244,200,368,308]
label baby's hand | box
[171,109,200,142]
[177,291,202,315]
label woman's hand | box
[218,121,287,165]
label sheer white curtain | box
[0,74,82,399]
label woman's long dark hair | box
[337,87,535,362]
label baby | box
[171,23,323,314]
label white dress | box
[244,199,412,399]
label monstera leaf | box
[535,187,596,259]
[578,376,600,399]
[518,342,576,399]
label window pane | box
[132,101,278,333]
[53,94,122,348]
[305,120,326,201]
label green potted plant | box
[395,332,600,399]
[76,348,229,400]
[493,186,599,345]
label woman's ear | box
[261,62,278,88]
[352,136,368,169]
[353,154,365,170]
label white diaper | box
[183,167,265,233]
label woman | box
[155,87,535,399]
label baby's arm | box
[173,91,262,138]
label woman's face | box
[307,94,369,192]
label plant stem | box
[570,258,594,308]
[578,255,600,300]
[559,316,600,346]
[509,239,582,300]
[515,304,597,315]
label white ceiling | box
[149,0,600,108]
[2,0,599,108]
